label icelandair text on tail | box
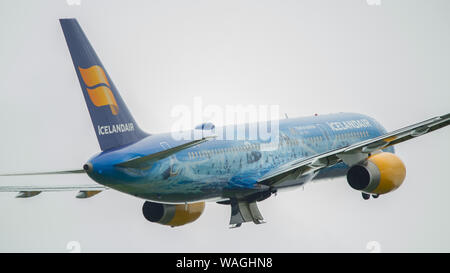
[98,123,135,135]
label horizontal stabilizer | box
[116,136,215,169]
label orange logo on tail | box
[78,65,118,115]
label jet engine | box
[346,152,406,195]
[142,201,205,227]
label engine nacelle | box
[346,152,406,195]
[142,201,205,227]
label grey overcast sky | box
[0,0,449,252]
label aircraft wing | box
[259,113,450,186]
[0,184,108,198]
[0,169,107,198]
[0,169,85,176]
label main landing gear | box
[217,186,274,228]
[229,199,265,228]
[362,193,379,200]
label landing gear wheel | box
[372,194,379,199]
[362,193,370,200]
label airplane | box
[0,18,449,228]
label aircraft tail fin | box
[59,18,148,151]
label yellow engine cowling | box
[142,201,205,227]
[346,152,406,195]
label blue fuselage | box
[86,112,392,203]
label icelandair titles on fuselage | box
[326,119,371,131]
[98,123,135,135]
